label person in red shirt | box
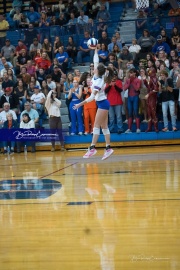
[105,70,123,134]
[35,52,51,71]
[83,77,97,134]
[15,40,27,55]
[145,67,159,132]
[123,68,141,133]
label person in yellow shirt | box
[0,15,9,48]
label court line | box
[0,198,180,206]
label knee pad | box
[93,127,100,135]
[102,128,110,135]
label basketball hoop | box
[136,0,149,9]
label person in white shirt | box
[73,47,114,160]
[128,38,141,60]
[0,102,17,128]
[45,90,65,152]
[31,86,45,115]
[17,113,36,153]
[46,74,56,91]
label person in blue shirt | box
[152,35,171,56]
[77,31,94,66]
[28,6,40,26]
[108,36,122,53]
[98,43,109,64]
[55,46,69,73]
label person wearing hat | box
[31,85,45,116]
[1,40,15,62]
[105,70,124,134]
[0,15,9,49]
[0,86,19,114]
[159,70,177,132]
[152,35,171,55]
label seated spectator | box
[96,4,111,21]
[91,0,101,19]
[33,49,42,66]
[16,49,31,75]
[42,38,52,59]
[115,31,125,47]
[65,36,77,63]
[20,101,39,127]
[176,43,180,57]
[35,52,51,72]
[112,44,121,59]
[54,13,67,35]
[53,36,63,55]
[49,58,61,73]
[136,9,147,35]
[20,66,31,85]
[85,0,94,17]
[171,27,180,50]
[108,36,122,53]
[52,0,66,13]
[74,0,84,15]
[129,38,141,60]
[38,12,51,43]
[98,43,109,63]
[51,65,66,96]
[41,80,50,96]
[0,87,19,114]
[152,35,171,56]
[169,49,179,68]
[168,8,180,17]
[28,6,40,26]
[149,16,161,37]
[26,60,36,77]
[26,82,35,101]
[66,1,78,19]
[118,46,133,74]
[31,86,45,116]
[1,73,14,92]
[55,46,69,73]
[7,69,16,84]
[15,40,27,56]
[17,113,36,153]
[38,1,48,13]
[0,57,13,72]
[18,13,29,29]
[107,53,118,70]
[150,2,163,17]
[29,76,41,89]
[160,29,171,47]
[29,0,38,12]
[98,31,111,47]
[77,10,89,33]
[157,50,169,68]
[77,31,94,66]
[46,74,56,91]
[67,12,77,34]
[13,8,22,28]
[36,68,46,87]
[97,18,107,39]
[137,29,156,53]
[1,63,14,77]
[2,113,18,154]
[1,39,15,62]
[29,38,42,59]
[84,18,95,37]
[24,24,38,48]
[14,79,27,111]
[0,103,17,127]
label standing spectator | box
[138,68,149,122]
[1,39,15,62]
[63,73,73,124]
[159,70,177,132]
[0,15,9,49]
[83,77,97,134]
[77,31,94,66]
[45,90,65,151]
[123,68,141,133]
[68,79,84,135]
[105,70,123,134]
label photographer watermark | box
[130,254,170,262]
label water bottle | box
[24,145,27,155]
[7,146,10,155]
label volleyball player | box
[73,47,114,160]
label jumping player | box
[73,47,114,160]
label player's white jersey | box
[91,75,107,101]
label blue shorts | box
[96,99,110,110]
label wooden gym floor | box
[0,145,180,270]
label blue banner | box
[0,129,68,141]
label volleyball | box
[87,38,98,48]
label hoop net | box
[136,0,149,9]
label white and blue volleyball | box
[87,38,98,48]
